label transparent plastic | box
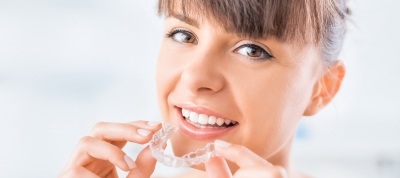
[149,123,216,167]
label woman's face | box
[156,13,322,170]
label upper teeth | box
[181,108,237,126]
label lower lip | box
[176,108,238,140]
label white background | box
[0,0,399,177]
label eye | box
[234,44,273,60]
[166,29,197,44]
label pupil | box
[248,48,260,57]
[184,36,191,42]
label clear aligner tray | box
[149,123,216,167]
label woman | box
[59,0,349,177]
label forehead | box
[158,0,318,45]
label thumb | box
[126,145,157,178]
[205,156,232,178]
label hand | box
[58,120,162,178]
[205,140,288,178]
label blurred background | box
[0,0,399,177]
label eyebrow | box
[170,13,199,28]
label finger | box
[213,140,272,168]
[205,156,233,178]
[59,166,100,178]
[69,136,137,171]
[127,120,161,128]
[90,121,161,144]
[275,166,289,178]
[126,145,157,178]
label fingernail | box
[124,155,136,169]
[214,140,231,148]
[147,121,160,127]
[137,129,151,136]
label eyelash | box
[165,29,273,61]
[166,29,197,44]
[166,29,185,37]
[233,44,273,61]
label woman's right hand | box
[58,120,162,178]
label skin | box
[59,8,345,178]
[58,121,163,178]
[156,14,345,177]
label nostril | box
[180,64,224,94]
[197,87,213,92]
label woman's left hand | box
[205,140,288,178]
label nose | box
[180,51,224,95]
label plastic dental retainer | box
[149,123,216,167]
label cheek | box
[233,66,315,156]
[156,42,195,123]
[156,44,179,90]
[156,46,181,121]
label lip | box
[174,106,238,140]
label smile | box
[176,106,238,140]
[182,108,237,128]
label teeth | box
[181,108,237,127]
[189,112,199,122]
[208,116,216,125]
[216,118,224,126]
[183,109,189,118]
[198,114,208,124]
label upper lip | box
[175,103,236,122]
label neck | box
[266,136,296,176]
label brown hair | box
[157,0,350,65]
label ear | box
[303,60,346,116]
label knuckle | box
[121,125,137,136]
[109,145,123,155]
[93,121,107,129]
[90,122,110,137]
[78,136,93,145]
